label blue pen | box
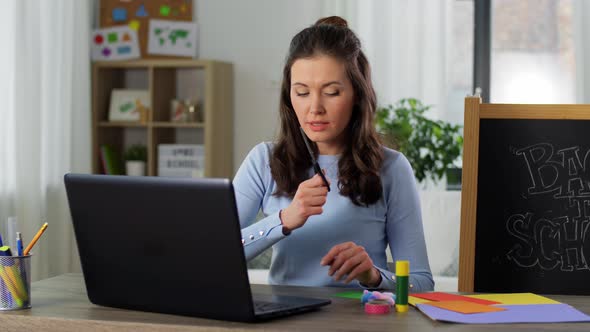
[16,232,23,256]
[0,230,3,247]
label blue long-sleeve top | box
[234,142,434,292]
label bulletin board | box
[100,0,193,58]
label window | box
[491,0,576,103]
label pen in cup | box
[6,217,17,251]
[0,266,23,306]
[16,232,23,256]
[23,222,48,256]
[0,246,12,256]
[299,127,330,191]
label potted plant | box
[375,98,463,189]
[124,144,147,176]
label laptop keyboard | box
[254,301,293,313]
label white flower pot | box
[126,161,146,176]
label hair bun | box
[314,16,348,28]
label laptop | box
[64,173,331,322]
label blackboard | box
[459,97,590,295]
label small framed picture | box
[148,19,199,58]
[108,89,150,122]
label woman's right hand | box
[280,173,329,233]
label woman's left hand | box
[320,241,382,286]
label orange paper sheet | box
[423,300,506,314]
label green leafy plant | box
[375,98,463,184]
[124,144,147,162]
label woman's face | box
[290,54,355,155]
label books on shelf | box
[158,144,204,178]
[100,145,124,175]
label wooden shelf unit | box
[92,59,233,178]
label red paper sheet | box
[424,300,506,314]
[411,292,501,305]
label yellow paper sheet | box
[409,295,430,306]
[466,293,560,305]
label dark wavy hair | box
[270,16,384,206]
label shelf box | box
[93,67,149,123]
[158,144,204,178]
[152,67,205,123]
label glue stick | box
[395,260,409,312]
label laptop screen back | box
[64,173,256,321]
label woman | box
[233,16,433,291]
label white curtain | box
[0,0,91,281]
[322,0,453,120]
[320,1,459,280]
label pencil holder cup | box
[0,255,31,310]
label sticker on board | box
[91,26,140,61]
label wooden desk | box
[1,274,590,331]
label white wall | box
[195,0,324,172]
